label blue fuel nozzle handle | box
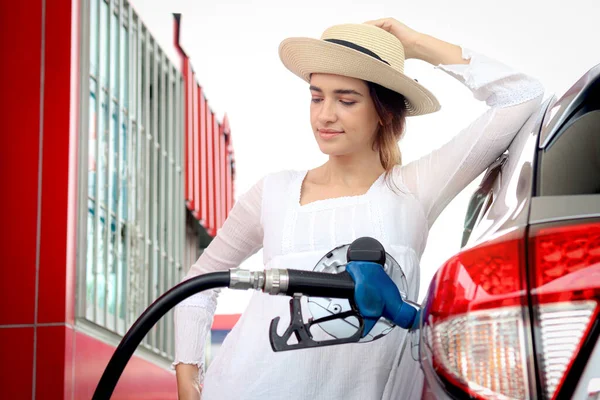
[346,261,420,337]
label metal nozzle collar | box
[264,269,289,295]
[229,269,265,291]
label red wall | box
[180,54,235,237]
[0,0,42,331]
[73,330,176,399]
[0,1,177,398]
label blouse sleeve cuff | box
[172,304,214,384]
[434,47,544,107]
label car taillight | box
[423,229,530,400]
[529,220,600,400]
[422,221,600,400]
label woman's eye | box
[310,98,355,106]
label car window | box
[538,109,600,196]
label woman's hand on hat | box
[364,18,421,59]
[365,17,467,66]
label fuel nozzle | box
[227,237,421,352]
[229,237,386,298]
[229,263,356,299]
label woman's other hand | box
[176,364,202,400]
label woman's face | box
[309,73,380,157]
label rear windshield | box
[538,102,600,196]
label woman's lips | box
[318,129,344,139]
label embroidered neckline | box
[296,169,385,211]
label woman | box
[174,18,544,399]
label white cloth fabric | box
[173,47,544,400]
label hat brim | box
[279,37,441,117]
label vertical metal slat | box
[149,40,159,349]
[77,0,92,320]
[173,73,183,356]
[113,0,122,334]
[133,13,142,332]
[103,0,115,329]
[123,0,133,334]
[142,29,151,348]
[178,75,185,283]
[166,65,175,357]
[158,52,167,354]
[92,0,103,325]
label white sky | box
[131,0,600,313]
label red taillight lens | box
[424,230,529,400]
[530,221,600,400]
[423,222,600,400]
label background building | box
[0,1,237,398]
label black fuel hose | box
[92,269,361,399]
[92,271,230,400]
[93,237,386,398]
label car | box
[417,62,600,400]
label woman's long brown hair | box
[368,82,409,189]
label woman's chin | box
[317,144,346,156]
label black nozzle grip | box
[346,237,386,265]
[284,270,355,299]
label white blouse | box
[173,47,544,400]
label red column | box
[220,125,227,227]
[0,1,44,397]
[226,144,233,217]
[222,115,232,218]
[205,108,215,236]
[0,0,81,397]
[213,120,222,231]
[216,118,223,230]
[230,139,236,208]
[184,61,194,209]
[192,82,201,219]
[199,93,207,226]
[183,59,189,204]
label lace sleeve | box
[172,177,264,382]
[397,48,544,228]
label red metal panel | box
[220,125,227,228]
[183,59,190,203]
[200,94,207,226]
[172,14,186,72]
[38,0,76,324]
[0,0,42,326]
[215,117,222,232]
[183,58,188,203]
[184,61,194,209]
[205,108,215,236]
[213,120,222,231]
[230,143,236,207]
[225,122,234,217]
[0,327,34,398]
[192,82,200,216]
[226,146,233,218]
[73,330,177,399]
[222,116,232,219]
[35,325,73,399]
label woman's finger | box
[364,18,391,31]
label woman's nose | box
[317,99,338,124]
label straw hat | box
[279,23,441,116]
